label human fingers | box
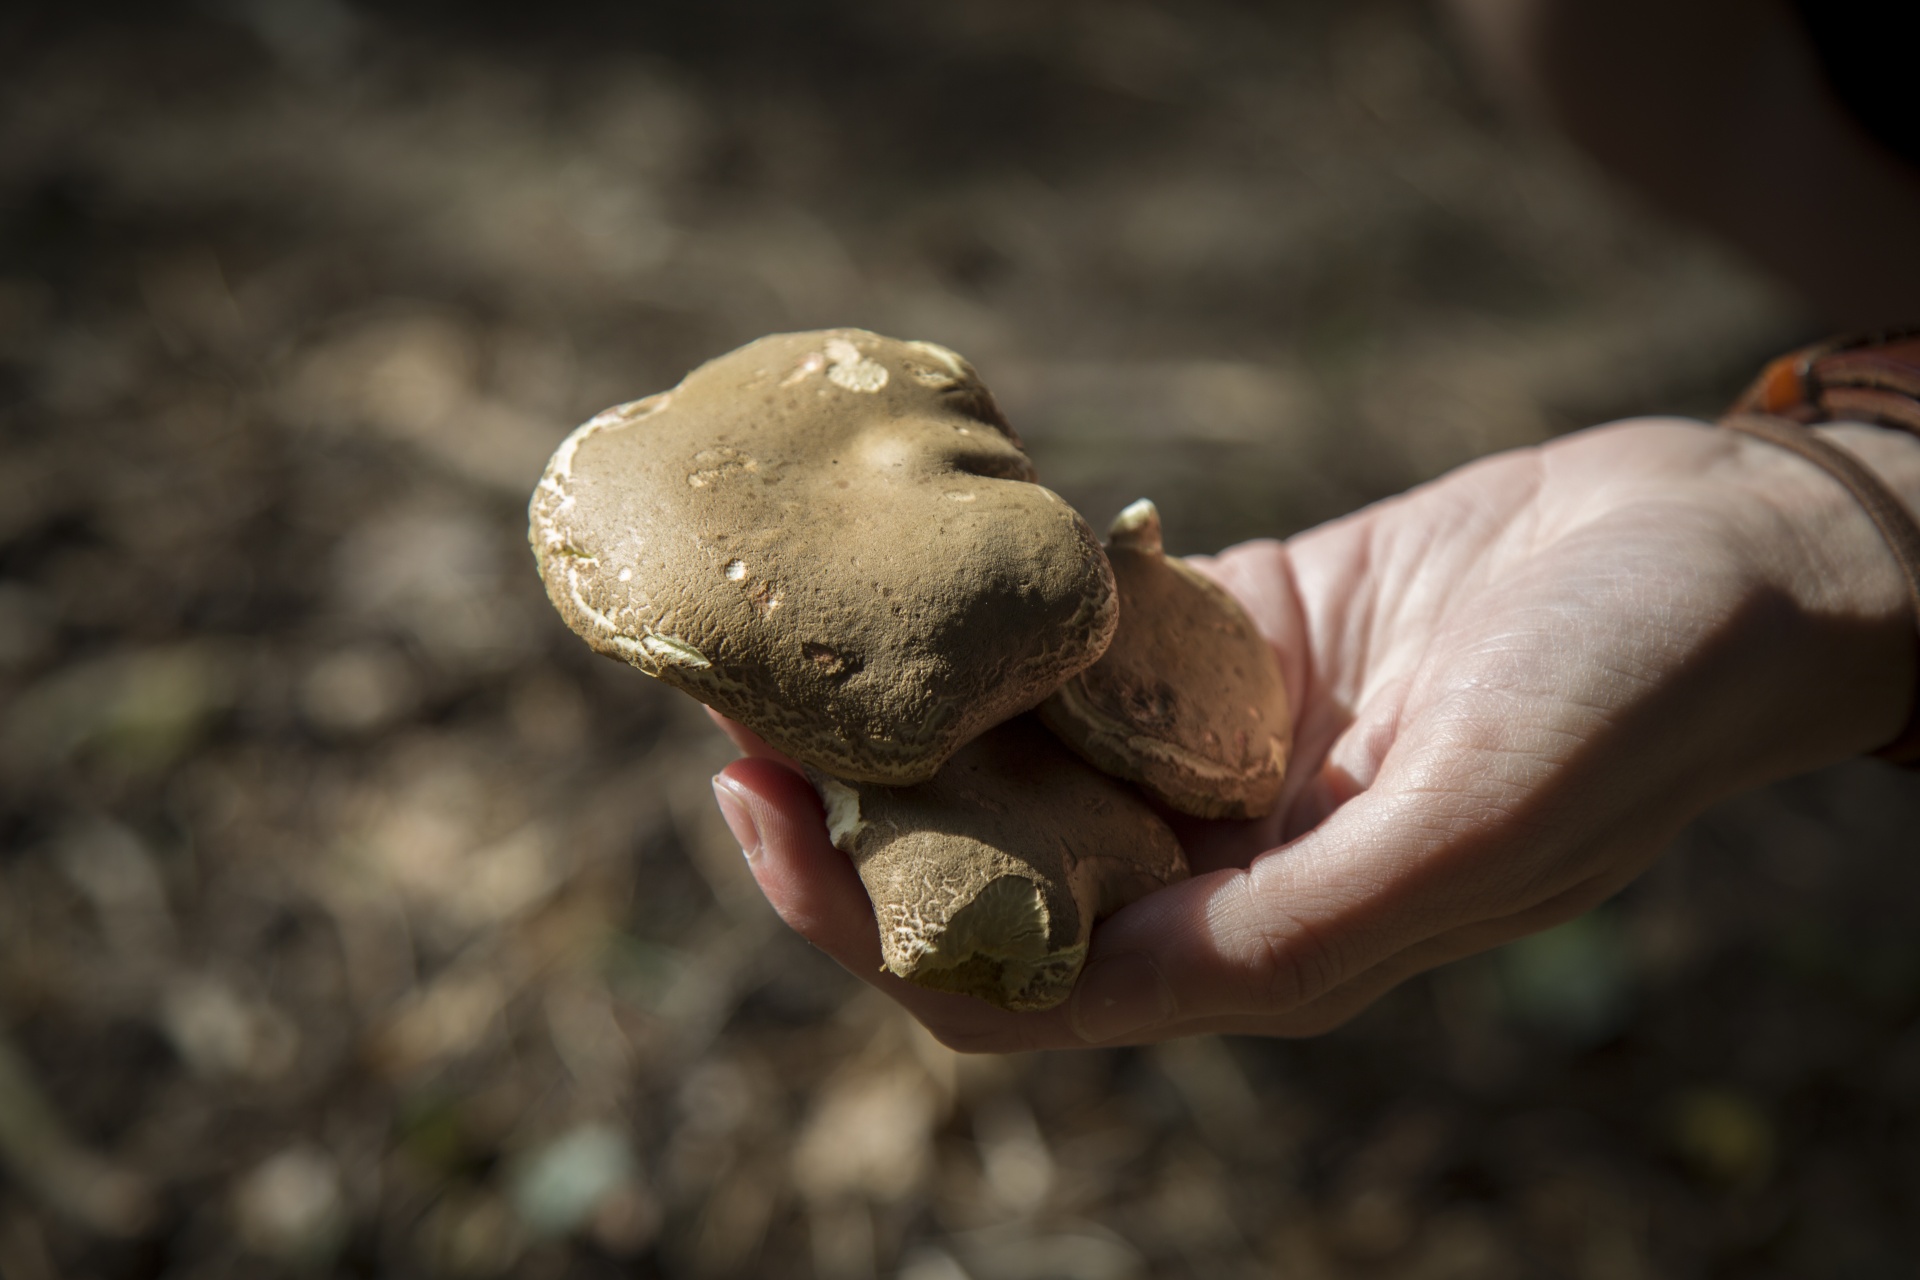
[710,689,1579,1053]
[1057,713,1583,1046]
[711,757,872,948]
[709,752,1468,1053]
[1157,865,1636,1041]
[1065,662,1716,1048]
[711,709,1527,1051]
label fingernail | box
[1070,952,1174,1044]
[711,775,762,863]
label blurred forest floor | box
[3,2,1919,1277]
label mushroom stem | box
[1107,498,1164,554]
[809,717,1187,1011]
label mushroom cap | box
[529,330,1118,784]
[1039,499,1292,819]
[812,715,1188,1011]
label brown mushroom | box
[1039,500,1291,819]
[528,330,1117,785]
[810,716,1188,1011]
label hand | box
[709,418,1917,1050]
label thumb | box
[1067,781,1491,1043]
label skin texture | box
[808,716,1187,1012]
[1040,499,1292,820]
[711,418,1920,1051]
[530,329,1116,784]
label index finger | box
[711,748,1436,1053]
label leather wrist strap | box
[1721,329,1920,767]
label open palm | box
[711,418,1913,1050]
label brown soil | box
[3,2,1917,1277]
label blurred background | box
[4,1,1919,1276]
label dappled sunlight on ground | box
[3,2,1918,1276]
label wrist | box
[1720,418,1920,775]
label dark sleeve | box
[1793,0,1920,172]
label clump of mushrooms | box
[530,329,1290,1011]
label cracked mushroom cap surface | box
[1040,500,1292,820]
[529,329,1118,784]
[811,715,1188,1012]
